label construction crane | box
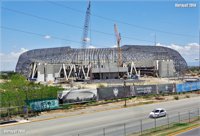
[82,0,91,49]
[114,24,122,66]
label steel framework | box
[16,45,187,79]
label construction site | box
[15,1,188,85]
[2,1,200,136]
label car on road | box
[149,108,167,118]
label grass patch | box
[161,123,199,136]
[60,104,73,109]
[173,122,188,127]
[136,121,199,136]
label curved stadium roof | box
[16,45,187,77]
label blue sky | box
[0,0,199,71]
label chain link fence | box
[73,108,200,136]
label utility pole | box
[124,80,127,107]
[199,30,200,70]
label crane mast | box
[114,24,122,66]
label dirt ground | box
[0,79,7,83]
[57,77,185,89]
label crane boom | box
[82,1,91,49]
[114,24,122,66]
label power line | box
[0,26,112,47]
[0,26,129,48]
[2,7,83,30]
[47,0,197,38]
[1,26,81,44]
[2,7,153,43]
[1,26,189,49]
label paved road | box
[1,97,200,136]
[177,127,200,136]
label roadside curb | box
[0,120,30,127]
[167,124,200,136]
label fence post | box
[154,118,157,131]
[178,112,180,123]
[167,114,169,128]
[140,119,143,135]
[189,111,190,123]
[124,81,127,107]
[26,107,29,119]
[7,103,11,120]
[103,128,105,136]
[124,123,126,136]
[7,107,10,120]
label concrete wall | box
[158,60,175,77]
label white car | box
[149,108,167,118]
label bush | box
[0,71,17,79]
[185,95,190,98]
[174,96,179,100]
[155,97,165,100]
[0,74,63,108]
[97,84,105,88]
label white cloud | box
[0,48,28,71]
[112,45,117,48]
[44,35,51,39]
[87,45,96,48]
[157,43,199,66]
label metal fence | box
[97,81,200,101]
[176,81,200,93]
[74,108,200,136]
[56,81,200,105]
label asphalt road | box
[1,97,200,136]
[177,127,200,136]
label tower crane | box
[114,24,123,66]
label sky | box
[0,0,199,71]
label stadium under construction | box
[15,1,187,83]
[16,45,187,83]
